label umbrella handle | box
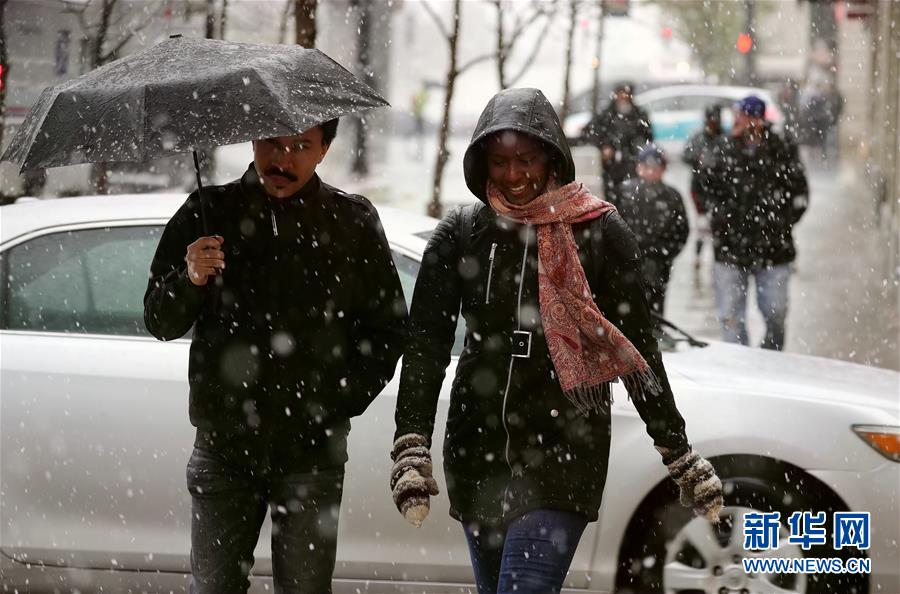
[192,150,210,236]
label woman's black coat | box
[394,88,689,525]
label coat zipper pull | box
[270,209,279,237]
[485,242,497,304]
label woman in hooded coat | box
[390,88,723,594]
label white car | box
[1,195,898,594]
[565,84,784,152]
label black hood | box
[463,88,575,203]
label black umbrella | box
[1,35,389,230]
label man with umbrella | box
[1,36,407,594]
[143,115,407,592]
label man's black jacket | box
[615,178,689,264]
[144,166,407,471]
[700,129,809,268]
[582,103,654,184]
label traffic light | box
[736,33,754,54]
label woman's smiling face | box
[485,131,551,205]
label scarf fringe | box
[564,367,663,416]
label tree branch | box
[506,7,555,86]
[457,51,496,75]
[420,0,450,41]
[101,1,162,64]
[505,1,552,48]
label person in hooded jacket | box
[144,120,407,594]
[616,144,689,317]
[389,88,723,594]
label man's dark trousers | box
[186,444,344,594]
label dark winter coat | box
[682,130,728,209]
[700,128,809,269]
[582,102,654,185]
[395,88,688,525]
[615,178,689,266]
[144,166,407,472]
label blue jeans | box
[713,262,791,350]
[186,446,344,594]
[462,509,589,594]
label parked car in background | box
[565,84,784,152]
[1,195,897,594]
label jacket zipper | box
[500,224,530,515]
[270,208,279,237]
[485,242,497,304]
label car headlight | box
[853,425,900,462]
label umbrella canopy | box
[1,36,389,172]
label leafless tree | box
[0,0,7,151]
[559,0,580,123]
[278,0,292,44]
[491,0,557,90]
[589,0,605,117]
[294,0,317,48]
[351,0,373,175]
[219,0,228,39]
[73,0,161,193]
[205,0,216,39]
[422,0,494,217]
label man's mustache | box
[265,167,298,182]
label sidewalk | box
[664,157,899,371]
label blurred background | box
[1,0,897,369]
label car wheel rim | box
[662,506,808,594]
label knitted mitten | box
[391,433,439,527]
[658,446,724,523]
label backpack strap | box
[456,202,485,261]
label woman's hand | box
[658,446,724,523]
[390,434,440,527]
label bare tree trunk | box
[200,0,218,181]
[92,0,114,67]
[494,0,506,90]
[590,0,604,117]
[205,0,216,39]
[0,0,8,151]
[90,0,116,194]
[278,0,291,44]
[294,0,317,48]
[219,0,229,40]
[428,0,461,218]
[352,0,372,175]
[559,0,578,123]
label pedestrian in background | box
[581,81,654,202]
[777,78,802,147]
[616,144,689,318]
[391,88,722,594]
[682,106,727,279]
[701,95,809,351]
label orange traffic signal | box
[736,33,754,54]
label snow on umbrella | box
[0,35,389,228]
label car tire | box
[615,475,869,594]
